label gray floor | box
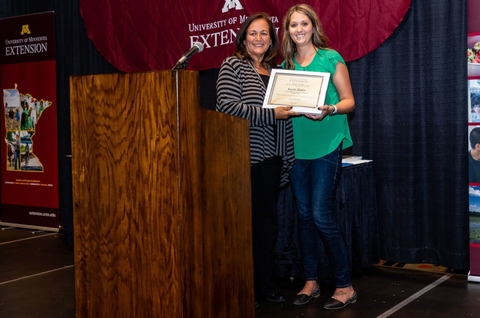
[0,227,479,318]
[0,227,75,318]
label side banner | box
[0,12,59,231]
[468,1,480,282]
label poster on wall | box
[468,0,480,282]
[0,12,59,231]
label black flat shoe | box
[293,285,321,305]
[323,291,357,310]
[264,293,285,303]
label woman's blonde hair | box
[282,4,329,70]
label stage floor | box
[0,227,478,318]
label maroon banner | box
[79,0,411,72]
[0,12,59,230]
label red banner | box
[79,0,411,72]
[0,12,59,230]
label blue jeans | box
[14,150,20,170]
[289,146,351,288]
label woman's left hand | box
[305,105,333,121]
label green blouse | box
[287,48,353,160]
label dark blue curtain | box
[0,0,469,269]
[347,1,468,269]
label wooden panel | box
[177,71,254,318]
[70,72,182,317]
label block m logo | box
[222,0,244,13]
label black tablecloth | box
[275,161,380,283]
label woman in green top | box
[21,103,31,130]
[281,4,356,310]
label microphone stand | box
[172,60,189,71]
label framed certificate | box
[263,69,331,114]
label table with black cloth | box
[275,161,380,283]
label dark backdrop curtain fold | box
[347,1,468,269]
[0,0,469,269]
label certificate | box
[263,69,330,114]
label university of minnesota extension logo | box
[222,0,244,13]
[21,24,31,35]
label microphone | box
[172,42,204,70]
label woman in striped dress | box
[216,12,298,306]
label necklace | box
[254,63,269,75]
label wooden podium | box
[70,71,254,318]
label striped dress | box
[216,55,295,187]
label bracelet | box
[330,105,337,115]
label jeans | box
[14,150,20,170]
[289,145,352,288]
